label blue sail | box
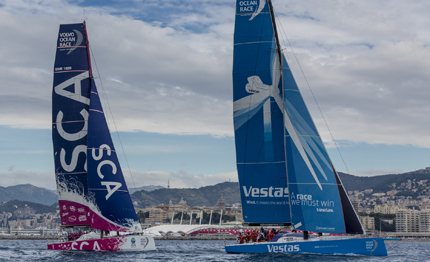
[280,34,362,233]
[52,23,91,227]
[233,0,291,224]
[233,0,363,233]
[86,78,140,232]
[282,52,346,233]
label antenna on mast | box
[83,9,87,22]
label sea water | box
[0,239,427,262]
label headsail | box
[52,22,140,232]
[279,25,363,235]
[86,78,141,232]
[233,0,291,225]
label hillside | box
[0,199,57,214]
[337,172,397,192]
[131,182,239,208]
[131,169,430,208]
[1,168,429,209]
[338,170,430,193]
[0,184,58,205]
[129,185,164,194]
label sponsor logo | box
[317,208,333,213]
[78,207,85,213]
[238,0,266,21]
[62,212,69,217]
[54,72,90,184]
[238,1,258,13]
[366,240,376,251]
[267,244,300,253]
[131,237,136,248]
[243,186,288,198]
[68,216,77,222]
[58,29,83,54]
[316,226,335,231]
[91,144,122,200]
[141,237,148,247]
[62,205,67,210]
[290,192,334,208]
[78,215,87,221]
[70,206,76,212]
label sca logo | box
[131,238,136,244]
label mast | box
[267,0,293,227]
[83,21,93,78]
[267,0,283,71]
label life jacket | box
[252,231,258,242]
[239,234,245,244]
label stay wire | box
[88,43,138,190]
[273,10,351,176]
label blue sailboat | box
[225,0,394,256]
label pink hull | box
[59,200,134,231]
[47,235,156,251]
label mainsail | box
[52,22,140,232]
[233,0,363,234]
[233,0,290,224]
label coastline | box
[1,234,429,241]
[0,234,236,241]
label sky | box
[1,0,430,190]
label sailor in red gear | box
[246,232,252,243]
[238,233,245,244]
[252,230,258,242]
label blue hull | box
[225,237,388,256]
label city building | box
[359,216,375,231]
[396,209,420,232]
[419,209,430,232]
[374,204,404,214]
[218,191,225,211]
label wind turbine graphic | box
[234,53,331,190]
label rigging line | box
[88,43,137,191]
[273,10,351,176]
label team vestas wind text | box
[52,22,140,232]
[233,0,363,234]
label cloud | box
[0,170,55,189]
[0,0,234,136]
[0,168,238,190]
[1,0,430,149]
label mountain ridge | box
[1,168,429,208]
[0,184,58,205]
